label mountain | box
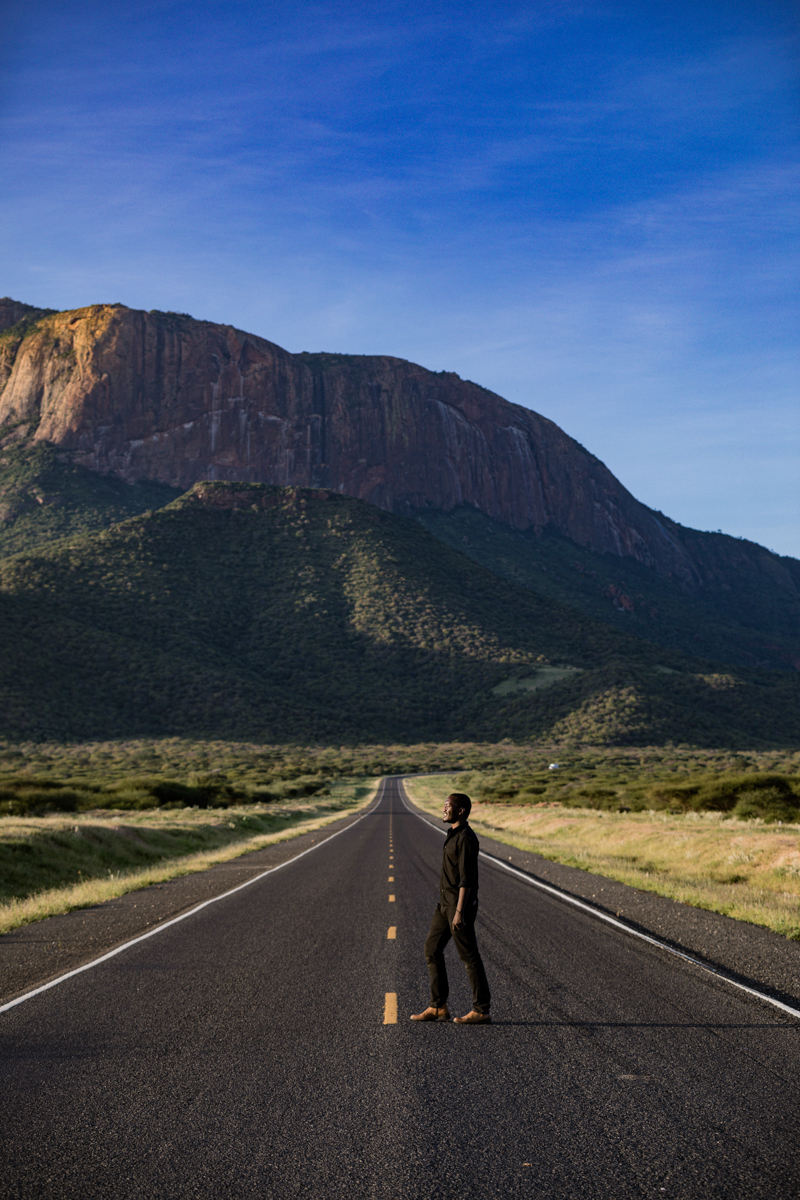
[0,300,735,578]
[0,481,797,747]
[1,299,797,672]
[0,298,54,333]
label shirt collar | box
[444,821,467,841]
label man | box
[410,792,491,1024]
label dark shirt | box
[439,822,480,903]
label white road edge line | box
[0,783,387,1016]
[400,785,800,1022]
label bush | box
[0,785,83,815]
[733,787,800,823]
[0,766,337,816]
[150,780,218,807]
[102,788,160,811]
[648,773,799,814]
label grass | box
[0,779,377,934]
[405,774,800,939]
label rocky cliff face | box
[0,302,779,588]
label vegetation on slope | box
[416,505,800,671]
[0,443,181,557]
[2,445,798,680]
[0,481,798,747]
[0,305,59,352]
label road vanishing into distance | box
[2,778,799,1198]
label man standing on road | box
[411,792,491,1025]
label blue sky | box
[2,0,798,555]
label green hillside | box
[2,444,798,678]
[0,481,798,747]
[416,505,800,672]
[0,443,181,557]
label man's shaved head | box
[447,793,471,818]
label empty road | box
[2,777,799,1198]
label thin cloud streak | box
[1,0,797,554]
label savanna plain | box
[2,736,799,941]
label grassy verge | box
[2,738,798,795]
[404,775,800,939]
[0,780,377,935]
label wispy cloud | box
[1,0,797,554]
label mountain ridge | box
[1,298,796,677]
[1,297,763,587]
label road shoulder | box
[0,807,369,1007]
[404,794,800,1011]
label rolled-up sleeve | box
[457,831,479,889]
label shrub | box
[0,785,83,815]
[648,773,799,814]
[733,787,800,823]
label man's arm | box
[452,886,470,929]
[453,828,479,929]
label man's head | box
[442,793,472,825]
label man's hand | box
[452,908,464,930]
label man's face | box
[442,795,463,824]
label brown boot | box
[453,1010,491,1024]
[410,1004,450,1022]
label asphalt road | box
[2,777,799,1199]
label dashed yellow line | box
[385,812,397,1023]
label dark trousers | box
[425,898,491,1015]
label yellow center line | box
[388,894,395,902]
[388,875,394,882]
[387,926,397,939]
[384,993,397,1024]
